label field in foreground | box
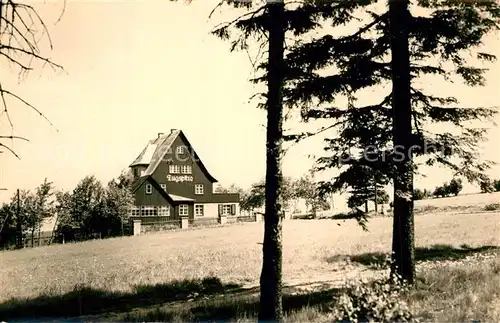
[1,212,499,303]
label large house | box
[129,129,240,220]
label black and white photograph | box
[0,0,499,321]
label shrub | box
[413,189,430,201]
[432,178,463,198]
[479,178,500,193]
[433,186,447,198]
[484,203,500,211]
[447,178,463,196]
[480,179,494,193]
[494,179,500,192]
[329,275,415,323]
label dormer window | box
[145,184,152,194]
[176,146,186,154]
[169,165,180,174]
[181,165,192,174]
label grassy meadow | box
[0,192,499,321]
[414,191,500,213]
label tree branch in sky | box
[0,0,64,158]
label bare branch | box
[209,0,227,19]
[0,0,64,158]
[0,142,21,159]
[55,0,66,25]
[0,49,32,70]
[0,135,29,142]
[0,45,62,69]
[0,88,59,132]
[0,82,14,128]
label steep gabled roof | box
[131,175,177,205]
[129,131,178,168]
[130,144,157,166]
[131,176,149,192]
[129,130,218,182]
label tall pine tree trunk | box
[388,0,415,284]
[259,1,285,321]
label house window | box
[195,205,204,217]
[176,146,186,154]
[169,165,180,174]
[223,204,232,215]
[181,165,192,174]
[220,204,236,216]
[130,206,141,217]
[141,206,156,217]
[158,206,170,217]
[179,204,189,216]
[195,184,204,195]
[145,184,152,194]
[160,184,167,191]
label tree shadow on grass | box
[117,287,341,322]
[327,244,500,269]
[0,276,242,321]
[1,276,343,322]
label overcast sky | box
[0,0,498,203]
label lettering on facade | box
[167,175,194,182]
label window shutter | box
[230,204,236,215]
[218,204,223,216]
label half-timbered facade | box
[129,129,240,220]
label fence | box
[235,214,257,222]
[23,231,53,247]
[136,217,181,234]
[131,213,262,236]
[0,231,53,250]
[188,217,219,228]
[1,213,263,249]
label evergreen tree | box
[214,0,499,284]
[212,1,287,319]
[259,1,286,319]
[345,165,390,213]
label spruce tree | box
[214,0,499,283]
[259,1,286,320]
[345,165,389,214]
[212,1,287,319]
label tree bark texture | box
[388,0,416,284]
[259,1,286,321]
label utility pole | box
[15,189,23,249]
[0,151,7,244]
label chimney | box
[170,129,178,133]
[157,132,164,138]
